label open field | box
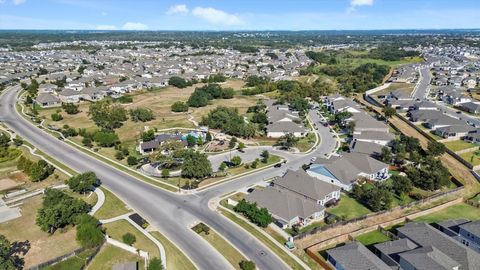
[195,226,247,270]
[296,133,316,152]
[150,231,196,270]
[327,194,372,220]
[373,82,416,97]
[0,195,80,268]
[87,244,144,270]
[339,56,424,68]
[460,150,480,166]
[93,187,130,220]
[103,219,160,258]
[413,203,480,224]
[444,140,478,152]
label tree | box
[66,172,97,194]
[334,111,353,126]
[168,76,190,88]
[251,159,259,169]
[379,146,392,163]
[141,129,156,142]
[231,156,242,167]
[148,258,164,270]
[383,106,396,120]
[346,121,356,135]
[115,151,124,160]
[88,100,128,131]
[260,150,270,163]
[181,151,212,179]
[234,199,273,227]
[186,135,197,147]
[93,131,119,147]
[51,113,63,121]
[0,235,16,270]
[62,103,79,114]
[75,214,104,248]
[161,169,170,178]
[82,137,93,147]
[36,189,90,233]
[171,101,189,112]
[239,260,256,270]
[219,162,227,172]
[122,233,136,246]
[229,137,237,148]
[130,108,155,122]
[391,175,413,196]
[237,142,246,152]
[0,134,9,148]
[427,141,447,157]
[206,132,212,142]
[127,156,138,166]
[277,133,299,150]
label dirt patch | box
[0,178,22,191]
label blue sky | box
[0,0,479,30]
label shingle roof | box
[399,246,460,270]
[326,242,391,270]
[459,220,480,237]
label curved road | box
[0,86,337,269]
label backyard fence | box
[28,243,104,270]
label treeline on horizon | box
[1,29,480,50]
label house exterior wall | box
[459,228,480,252]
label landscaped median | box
[217,203,316,270]
[191,222,248,270]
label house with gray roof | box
[374,238,418,267]
[245,169,340,228]
[464,129,480,144]
[265,100,308,138]
[459,102,480,114]
[398,246,461,270]
[35,93,61,108]
[349,140,385,157]
[307,153,390,190]
[459,220,480,253]
[326,241,391,270]
[434,124,476,139]
[58,88,82,103]
[352,131,395,146]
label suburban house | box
[80,87,106,101]
[137,133,186,154]
[434,124,476,139]
[35,93,61,108]
[458,220,480,253]
[58,89,82,103]
[327,241,391,270]
[324,95,361,114]
[458,101,480,114]
[352,131,395,146]
[307,153,390,191]
[464,129,480,143]
[265,100,308,138]
[425,115,467,130]
[245,170,340,229]
[412,100,438,111]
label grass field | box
[150,231,197,270]
[45,248,96,270]
[103,219,159,258]
[296,133,317,152]
[414,203,480,224]
[354,230,391,246]
[87,244,144,270]
[460,150,480,166]
[373,82,416,97]
[0,195,80,268]
[195,227,247,270]
[444,140,478,152]
[339,56,424,68]
[327,194,372,220]
[93,187,130,220]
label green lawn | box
[327,194,372,220]
[93,188,130,220]
[460,150,480,166]
[194,226,246,270]
[354,230,391,246]
[414,203,480,224]
[44,248,96,270]
[444,140,478,152]
[296,133,317,152]
[103,220,159,258]
[150,231,197,270]
[87,244,144,270]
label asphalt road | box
[0,86,337,269]
[411,66,432,100]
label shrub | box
[93,131,119,147]
[234,199,273,227]
[171,101,189,112]
[239,260,256,270]
[51,113,63,121]
[66,172,97,194]
[62,103,79,114]
[130,108,155,122]
[75,214,104,248]
[122,233,136,246]
[127,156,138,166]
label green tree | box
[391,175,413,196]
[181,151,212,179]
[75,214,104,248]
[161,169,170,178]
[141,129,156,142]
[186,135,197,147]
[277,133,299,150]
[51,113,63,121]
[239,260,256,270]
[0,235,16,270]
[427,141,447,157]
[148,257,164,270]
[260,150,269,163]
[93,131,119,147]
[168,76,191,88]
[379,146,392,163]
[66,172,97,194]
[206,132,212,142]
[62,103,79,114]
[229,137,237,148]
[115,151,125,160]
[127,156,138,166]
[237,142,246,152]
[171,101,189,112]
[88,100,128,131]
[122,233,136,246]
[231,156,242,167]
[219,162,227,172]
[383,105,396,120]
[130,108,155,122]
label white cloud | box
[12,0,26,5]
[122,22,148,30]
[95,24,117,30]
[192,7,243,26]
[166,4,189,15]
[348,0,373,13]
